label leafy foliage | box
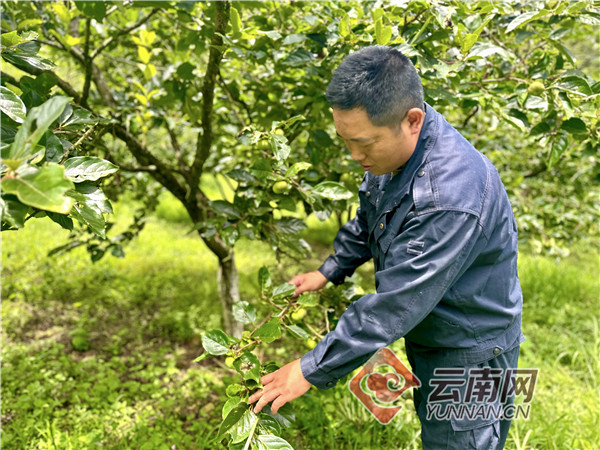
[197,265,364,448]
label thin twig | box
[91,8,160,59]
[80,18,92,106]
[59,124,98,164]
[249,311,274,338]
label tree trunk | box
[217,253,244,338]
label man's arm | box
[300,210,487,389]
[249,210,486,413]
[317,203,372,285]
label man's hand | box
[289,271,328,298]
[248,359,311,414]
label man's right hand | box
[289,271,328,298]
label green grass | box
[1,202,598,449]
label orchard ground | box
[1,188,598,449]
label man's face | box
[332,108,419,176]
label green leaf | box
[1,163,74,214]
[231,7,242,38]
[0,194,29,229]
[258,30,282,41]
[1,31,22,47]
[60,107,99,128]
[297,292,319,307]
[375,20,392,45]
[529,121,551,136]
[282,34,307,45]
[72,182,113,214]
[230,409,257,444]
[559,76,592,96]
[506,109,530,129]
[176,62,196,80]
[233,352,261,382]
[222,398,243,420]
[460,16,493,54]
[560,118,587,135]
[339,14,351,37]
[0,86,26,123]
[285,162,311,178]
[286,324,309,340]
[201,329,231,355]
[506,10,549,33]
[193,352,212,363]
[232,301,257,324]
[44,133,67,163]
[209,200,241,219]
[226,383,246,398]
[5,96,70,167]
[311,181,354,201]
[74,1,107,21]
[270,134,290,162]
[63,157,119,182]
[70,202,106,238]
[272,283,296,300]
[258,266,272,295]
[227,169,257,183]
[255,434,294,450]
[547,133,569,168]
[217,404,248,439]
[524,96,548,111]
[47,211,74,231]
[274,218,305,235]
[256,414,282,435]
[282,49,313,67]
[254,318,281,343]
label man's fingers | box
[261,371,276,385]
[248,388,263,405]
[253,389,280,414]
[289,275,302,287]
[270,395,288,415]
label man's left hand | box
[248,358,311,414]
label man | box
[249,46,524,449]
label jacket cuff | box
[300,351,338,390]
[318,257,347,285]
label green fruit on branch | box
[291,308,307,321]
[273,128,285,136]
[306,338,317,349]
[272,181,289,194]
[527,80,545,96]
[340,173,354,185]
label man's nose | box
[349,145,366,162]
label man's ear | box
[405,108,425,134]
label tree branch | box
[80,18,93,107]
[191,1,230,184]
[113,124,188,203]
[6,64,82,104]
[524,164,548,178]
[165,121,191,179]
[217,76,247,128]
[1,72,20,88]
[463,105,479,128]
[91,8,160,59]
[43,32,116,107]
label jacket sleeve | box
[318,203,372,285]
[301,210,488,389]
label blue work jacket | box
[300,104,524,389]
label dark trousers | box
[406,342,521,449]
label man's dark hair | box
[325,45,424,128]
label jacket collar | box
[375,102,440,214]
